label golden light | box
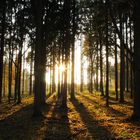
[59,64,65,72]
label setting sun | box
[59,64,65,72]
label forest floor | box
[0,92,140,140]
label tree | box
[32,0,46,116]
[0,0,6,103]
[71,0,76,100]
[105,0,109,107]
[61,0,71,108]
[133,0,140,120]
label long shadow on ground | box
[44,100,71,140]
[78,93,127,117]
[71,98,116,140]
[0,103,51,140]
[108,96,133,106]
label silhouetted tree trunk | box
[57,34,62,99]
[125,16,129,92]
[119,12,125,103]
[52,43,56,93]
[99,31,104,96]
[114,33,118,101]
[17,42,23,103]
[133,0,140,120]
[96,43,99,91]
[32,0,46,115]
[8,12,13,103]
[14,51,18,101]
[8,44,12,103]
[22,53,25,95]
[80,48,83,93]
[61,0,70,108]
[0,0,6,103]
[105,0,109,107]
[90,57,93,93]
[3,61,6,98]
[129,14,133,99]
[71,0,76,99]
[29,44,34,95]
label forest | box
[0,0,140,139]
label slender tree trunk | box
[8,46,12,103]
[71,30,75,99]
[119,12,125,103]
[29,45,33,95]
[80,49,83,93]
[71,0,76,99]
[57,36,61,98]
[96,43,99,91]
[99,31,104,96]
[125,17,129,92]
[17,46,22,103]
[22,54,25,95]
[129,15,133,99]
[0,0,5,103]
[3,61,6,98]
[61,0,70,108]
[105,0,109,107]
[90,58,93,93]
[52,44,56,93]
[14,53,18,102]
[114,33,118,101]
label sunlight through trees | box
[0,0,140,139]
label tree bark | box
[105,0,109,107]
[61,0,70,108]
[0,0,6,103]
[114,33,118,101]
[99,31,104,96]
[133,0,140,120]
[71,0,76,99]
[119,12,125,103]
[32,0,46,115]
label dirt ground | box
[0,93,140,140]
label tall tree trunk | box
[52,44,56,93]
[61,0,70,108]
[29,45,34,95]
[125,17,129,92]
[57,36,62,98]
[90,57,93,93]
[105,0,109,107]
[96,43,99,91]
[17,45,22,104]
[99,31,104,96]
[8,46,12,103]
[133,0,140,120]
[3,61,6,98]
[14,52,18,101]
[119,12,125,103]
[80,48,83,93]
[32,0,46,115]
[71,0,76,99]
[114,33,118,101]
[0,0,6,103]
[129,14,133,99]
[22,53,25,95]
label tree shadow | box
[109,96,133,107]
[71,98,116,140]
[79,93,127,117]
[0,103,51,140]
[44,99,72,140]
